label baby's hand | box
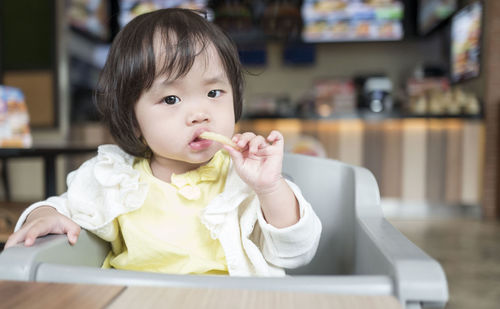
[4,206,80,249]
[223,130,284,194]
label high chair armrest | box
[355,217,449,309]
[350,165,448,308]
[0,230,109,281]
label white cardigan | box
[15,145,322,276]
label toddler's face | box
[134,44,235,168]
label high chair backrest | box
[282,153,364,275]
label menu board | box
[418,0,457,35]
[302,0,404,42]
[119,0,210,27]
[450,1,482,83]
[68,0,112,42]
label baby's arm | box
[254,178,299,228]
[224,130,299,228]
[5,206,80,249]
[256,179,322,269]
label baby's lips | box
[192,128,210,141]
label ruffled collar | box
[171,150,227,187]
[170,150,229,200]
[138,150,230,200]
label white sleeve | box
[256,179,322,269]
[14,144,149,242]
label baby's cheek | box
[222,123,235,139]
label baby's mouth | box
[188,132,213,150]
[190,129,209,144]
[191,136,203,143]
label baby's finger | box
[23,223,52,247]
[248,135,267,154]
[224,144,244,166]
[231,133,243,144]
[4,227,29,248]
[267,130,284,145]
[24,231,38,247]
[6,221,43,248]
[235,132,256,149]
[255,145,277,156]
[63,220,81,245]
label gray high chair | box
[0,153,448,309]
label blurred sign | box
[0,86,32,148]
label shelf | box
[241,111,484,121]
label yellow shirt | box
[102,150,230,275]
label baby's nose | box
[188,112,210,124]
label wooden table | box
[0,280,402,309]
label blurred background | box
[0,1,499,308]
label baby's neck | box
[149,156,205,183]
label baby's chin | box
[185,147,222,163]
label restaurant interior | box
[0,0,499,308]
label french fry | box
[200,132,240,150]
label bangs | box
[136,12,213,90]
[154,29,210,82]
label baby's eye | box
[162,95,181,105]
[207,90,223,98]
